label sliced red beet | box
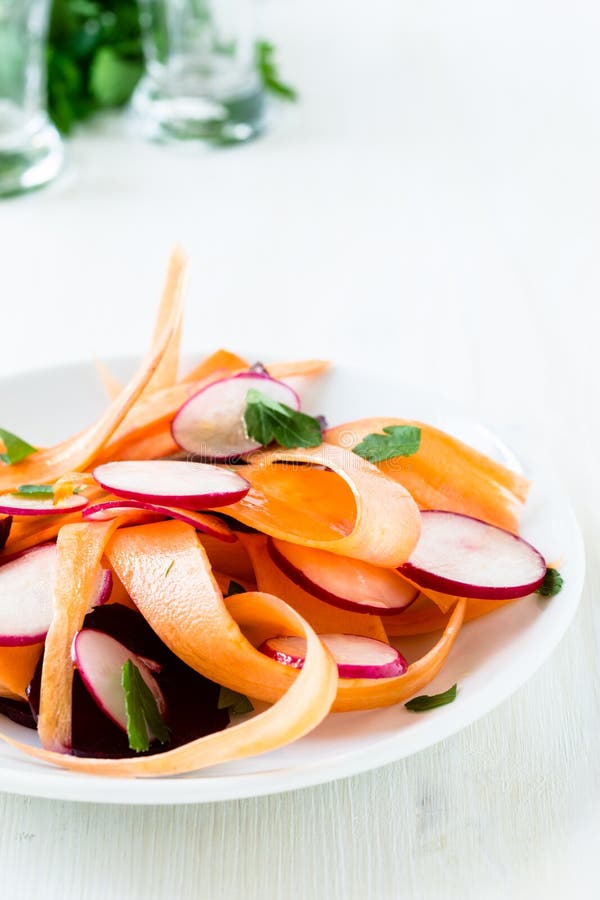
[399,510,547,599]
[0,696,37,729]
[171,372,300,460]
[267,538,418,615]
[260,633,407,679]
[0,543,112,646]
[82,500,235,543]
[27,604,229,758]
[92,460,250,511]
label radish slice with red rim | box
[0,492,88,516]
[260,634,407,679]
[82,500,235,543]
[171,372,300,460]
[92,460,250,511]
[267,538,419,615]
[0,543,112,646]
[72,629,166,734]
[399,510,546,599]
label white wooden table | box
[0,1,598,897]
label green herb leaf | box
[89,46,144,107]
[244,389,322,449]
[164,560,175,578]
[227,580,246,596]
[353,426,421,463]
[404,683,457,713]
[218,685,254,715]
[255,40,298,101]
[121,659,170,753]
[0,428,37,466]
[537,567,563,598]
[15,484,54,496]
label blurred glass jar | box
[0,0,63,197]
[133,0,265,145]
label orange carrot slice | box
[384,593,518,636]
[182,349,249,383]
[325,418,529,533]
[0,643,43,700]
[222,443,421,567]
[37,520,120,752]
[94,248,187,403]
[197,532,256,583]
[142,247,186,397]
[95,359,124,402]
[266,359,330,379]
[239,533,389,642]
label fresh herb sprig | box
[14,484,54,497]
[537,568,563,598]
[353,425,421,464]
[46,2,297,135]
[405,683,457,713]
[218,686,254,715]
[244,389,323,449]
[121,659,170,752]
[0,428,37,465]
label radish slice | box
[399,510,546,599]
[267,538,419,615]
[92,460,250,511]
[72,629,166,734]
[82,500,235,543]
[171,372,300,460]
[0,544,112,646]
[0,492,88,516]
[260,634,407,679]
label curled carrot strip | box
[37,520,119,752]
[182,348,249,383]
[385,594,517,636]
[266,359,330,379]
[326,418,529,533]
[223,443,421,567]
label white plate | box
[0,358,585,804]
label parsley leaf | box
[121,659,170,753]
[353,426,421,463]
[0,428,37,466]
[227,580,246,596]
[255,41,298,101]
[14,484,54,496]
[404,683,457,712]
[218,686,254,715]
[537,568,563,598]
[244,389,323,449]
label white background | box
[0,0,599,897]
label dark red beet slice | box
[0,695,36,729]
[27,604,229,758]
